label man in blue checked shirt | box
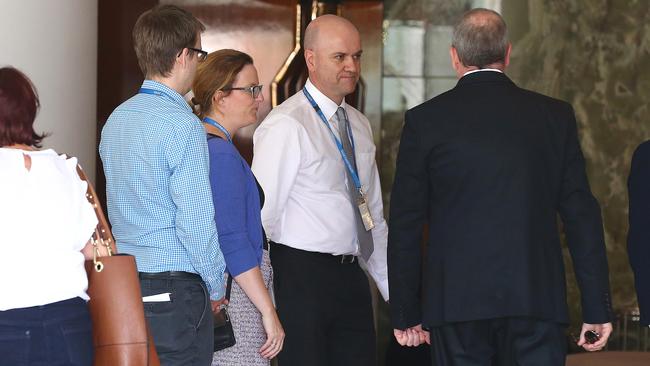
[99,5,225,365]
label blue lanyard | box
[139,87,177,104]
[203,117,232,142]
[302,88,362,191]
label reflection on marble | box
[383,20,425,77]
[382,0,650,347]
[424,25,455,77]
[383,77,426,112]
[505,0,650,337]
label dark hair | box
[132,5,205,78]
[0,67,46,147]
[192,49,253,119]
[452,8,509,68]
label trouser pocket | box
[142,278,207,354]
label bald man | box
[252,15,388,366]
[388,8,612,365]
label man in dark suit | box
[388,8,613,365]
[628,140,650,327]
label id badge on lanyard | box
[302,88,374,232]
[357,190,375,231]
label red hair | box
[0,67,46,147]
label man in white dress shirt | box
[252,14,388,366]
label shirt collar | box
[304,79,347,122]
[141,80,192,112]
[463,68,504,77]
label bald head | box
[452,8,509,68]
[303,15,362,104]
[304,15,359,51]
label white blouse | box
[0,148,97,310]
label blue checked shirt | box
[99,80,226,300]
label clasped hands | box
[394,324,430,347]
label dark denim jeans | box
[0,297,93,366]
[140,272,214,366]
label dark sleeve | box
[388,109,428,330]
[557,104,612,324]
[208,142,259,277]
[627,141,650,325]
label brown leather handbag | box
[77,165,160,366]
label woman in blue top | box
[192,49,284,365]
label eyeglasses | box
[222,85,263,99]
[184,47,208,62]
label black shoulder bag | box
[214,275,236,351]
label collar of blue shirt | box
[141,79,192,112]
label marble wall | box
[381,0,650,347]
[505,0,650,347]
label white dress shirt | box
[0,148,97,310]
[252,79,389,300]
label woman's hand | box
[231,266,284,358]
[259,309,285,359]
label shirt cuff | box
[202,271,226,300]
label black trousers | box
[139,271,213,366]
[271,243,376,366]
[429,317,567,366]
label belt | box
[271,242,357,264]
[138,271,202,281]
[335,254,357,264]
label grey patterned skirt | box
[212,250,273,366]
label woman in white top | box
[0,67,98,366]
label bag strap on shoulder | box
[76,164,117,256]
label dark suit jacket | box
[388,71,612,329]
[628,140,650,325]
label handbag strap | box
[226,274,233,301]
[76,164,117,255]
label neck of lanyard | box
[203,117,232,143]
[302,88,361,191]
[139,87,178,104]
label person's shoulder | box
[633,140,650,160]
[407,85,461,116]
[515,86,572,110]
[105,94,141,124]
[258,93,308,130]
[112,94,198,126]
[271,92,310,117]
[207,136,239,156]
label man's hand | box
[394,324,430,347]
[210,298,229,314]
[577,322,613,351]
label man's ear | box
[177,47,189,67]
[449,46,461,70]
[504,43,512,68]
[304,49,316,73]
